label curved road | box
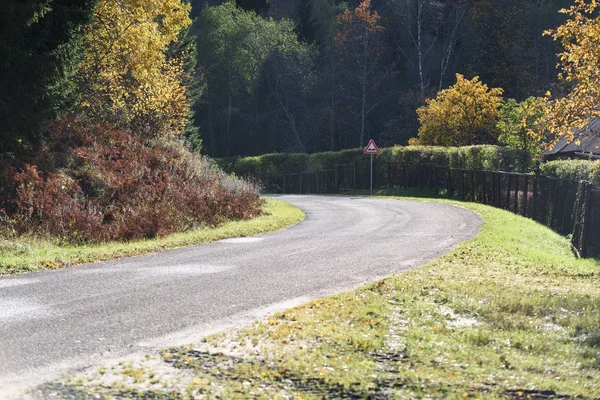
[0,195,481,397]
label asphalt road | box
[0,195,481,397]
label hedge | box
[217,145,531,182]
[540,159,600,187]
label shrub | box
[540,160,600,187]
[221,153,310,182]
[218,145,531,183]
[497,97,545,159]
[2,116,262,242]
[411,74,504,146]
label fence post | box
[496,173,502,208]
[522,175,529,217]
[481,171,486,204]
[403,162,407,188]
[282,175,286,194]
[490,172,494,205]
[560,180,572,235]
[492,172,496,206]
[315,172,319,194]
[446,168,452,198]
[460,169,465,201]
[505,174,511,210]
[388,162,392,188]
[532,176,538,221]
[549,179,559,230]
[299,173,303,194]
[513,175,519,214]
[541,177,548,225]
[581,183,593,257]
[334,166,338,191]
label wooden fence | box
[263,162,599,259]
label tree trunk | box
[226,92,232,157]
[330,62,336,151]
[360,32,368,147]
[208,102,215,156]
[439,5,466,91]
[417,0,425,100]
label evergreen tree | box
[0,0,94,155]
[167,21,206,151]
[296,0,319,44]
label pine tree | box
[0,0,94,155]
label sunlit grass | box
[0,198,304,275]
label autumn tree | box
[535,0,600,147]
[412,74,503,146]
[335,0,391,148]
[79,0,192,139]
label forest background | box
[1,0,580,160]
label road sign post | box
[370,154,373,195]
[363,139,380,195]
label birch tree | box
[387,0,469,100]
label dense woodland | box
[0,0,583,160]
[190,0,574,156]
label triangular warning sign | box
[363,139,380,155]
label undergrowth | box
[0,115,261,243]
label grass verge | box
[0,198,304,276]
[40,194,600,399]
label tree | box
[167,21,206,151]
[498,97,545,158]
[0,0,94,155]
[79,0,192,139]
[195,1,307,156]
[411,74,503,146]
[534,0,600,147]
[335,0,390,147]
[387,0,469,100]
[258,47,318,152]
[464,0,570,101]
[296,0,319,44]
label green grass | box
[43,195,600,399]
[0,198,304,275]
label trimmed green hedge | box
[217,145,531,181]
[540,160,600,187]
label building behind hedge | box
[545,119,600,161]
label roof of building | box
[545,118,600,157]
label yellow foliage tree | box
[411,74,504,146]
[79,0,192,138]
[533,0,600,148]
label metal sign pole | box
[364,139,379,196]
[370,154,373,195]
